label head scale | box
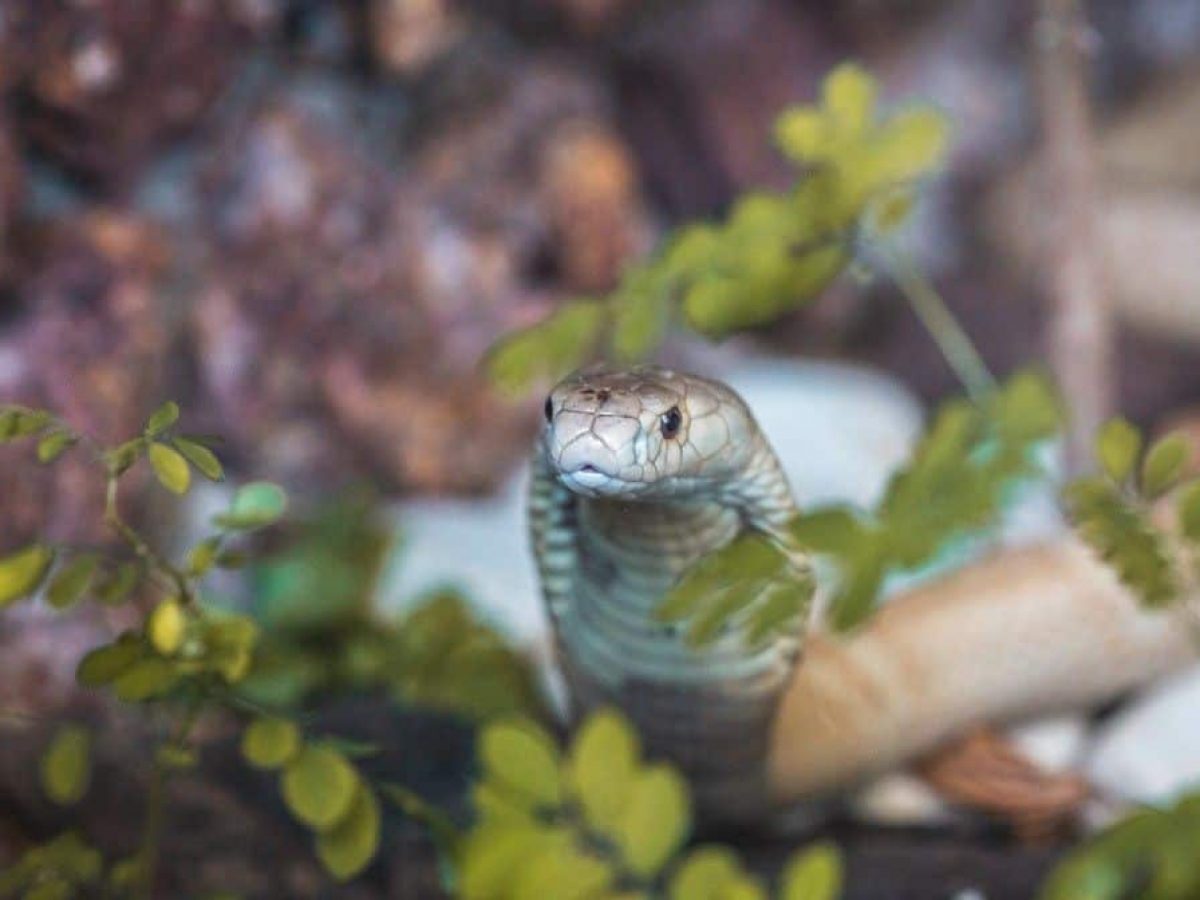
[541,365,759,499]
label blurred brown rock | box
[0,210,171,548]
[193,59,650,494]
[4,0,248,184]
[369,0,465,74]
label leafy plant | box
[1064,419,1200,610]
[445,707,843,900]
[1040,791,1200,900]
[485,63,950,395]
[242,495,545,721]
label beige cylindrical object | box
[768,539,1198,803]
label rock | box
[1086,663,1200,806]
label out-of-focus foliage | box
[1040,792,1200,900]
[0,833,103,900]
[485,63,949,395]
[655,532,815,650]
[242,496,545,722]
[794,368,1062,630]
[450,708,843,900]
[655,369,1061,642]
[39,725,92,807]
[241,718,382,881]
[1065,419,1200,609]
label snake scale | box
[529,365,1198,823]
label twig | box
[1036,0,1114,474]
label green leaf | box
[459,824,565,900]
[612,765,690,877]
[568,708,640,833]
[282,744,360,830]
[148,442,191,494]
[241,717,301,770]
[823,62,876,135]
[37,430,76,464]
[1096,418,1142,483]
[187,537,221,577]
[0,544,54,608]
[780,843,843,900]
[112,658,179,702]
[214,482,288,530]
[40,725,91,806]
[156,744,198,770]
[1177,481,1200,542]
[147,598,187,655]
[1141,433,1189,499]
[76,636,142,686]
[669,847,764,900]
[479,718,563,810]
[145,401,180,436]
[511,839,613,900]
[316,785,382,881]
[173,436,224,481]
[485,301,606,396]
[46,554,100,610]
[104,438,146,476]
[0,408,51,440]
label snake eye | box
[660,406,682,439]
[543,396,554,422]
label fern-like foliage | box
[1040,792,1200,900]
[485,63,949,395]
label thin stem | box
[878,245,996,402]
[137,696,204,900]
[103,474,195,606]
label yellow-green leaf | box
[823,62,876,135]
[148,599,187,655]
[214,482,287,530]
[46,554,100,610]
[173,436,223,481]
[282,745,359,830]
[459,825,567,900]
[187,537,221,577]
[613,765,690,877]
[479,718,562,809]
[780,843,844,900]
[0,544,54,608]
[148,442,191,494]
[511,841,613,900]
[316,784,381,881]
[1177,482,1200,542]
[40,725,91,806]
[669,847,760,900]
[1142,433,1189,499]
[568,708,640,833]
[241,717,301,769]
[145,401,180,436]
[112,658,179,702]
[1097,418,1142,483]
[37,430,76,464]
[76,636,142,686]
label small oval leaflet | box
[144,401,180,436]
[172,436,223,481]
[0,544,54,608]
[148,442,191,495]
[241,717,301,769]
[612,765,691,877]
[780,843,844,900]
[1142,433,1189,499]
[567,708,639,833]
[214,482,288,530]
[282,744,359,830]
[479,719,562,809]
[148,599,187,655]
[40,725,91,806]
[1096,418,1142,484]
[316,784,382,881]
[47,554,100,610]
[76,636,143,687]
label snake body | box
[530,366,1199,822]
[530,365,804,818]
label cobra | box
[530,365,1197,823]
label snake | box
[530,365,1198,823]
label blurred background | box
[3,0,1200,897]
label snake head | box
[541,365,760,500]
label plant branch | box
[1036,0,1114,473]
[103,474,195,606]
